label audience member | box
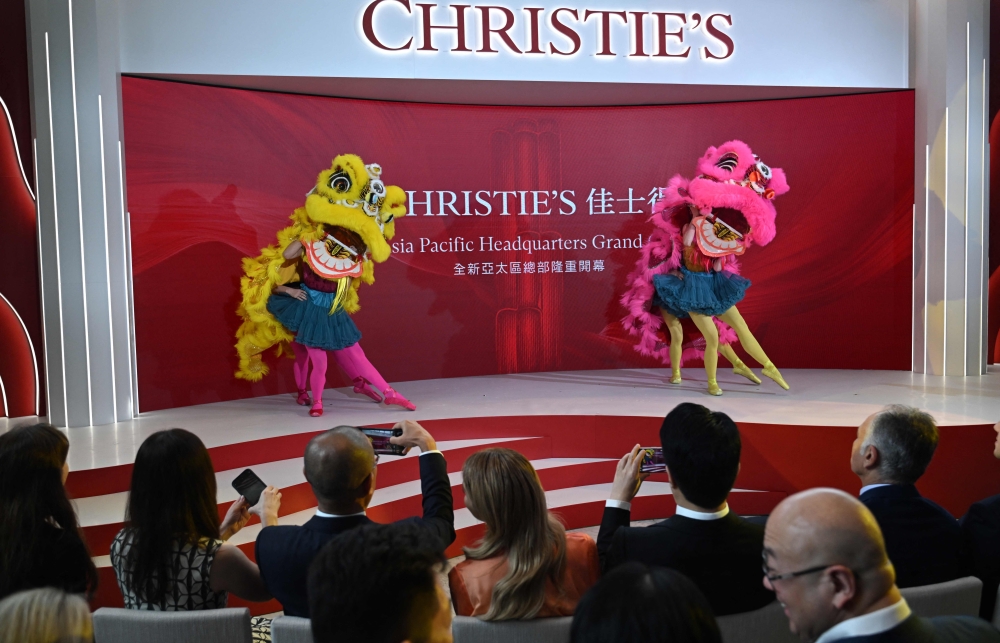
[764,488,999,642]
[570,562,721,643]
[110,428,279,639]
[0,587,93,643]
[449,448,599,619]
[850,405,966,587]
[256,420,454,617]
[961,420,1000,618]
[0,423,98,600]
[597,403,774,616]
[308,522,452,643]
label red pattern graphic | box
[122,78,915,412]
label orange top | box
[448,532,600,618]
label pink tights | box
[291,341,389,404]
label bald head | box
[304,427,376,512]
[768,488,888,575]
[764,489,899,641]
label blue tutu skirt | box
[267,285,361,351]
[652,268,751,318]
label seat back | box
[716,601,798,643]
[452,615,572,643]
[271,615,313,643]
[901,576,982,618]
[92,607,252,643]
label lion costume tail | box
[234,223,305,381]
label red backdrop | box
[122,78,915,412]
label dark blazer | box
[835,614,1000,642]
[596,507,774,616]
[961,493,1000,619]
[859,484,966,588]
[255,452,454,617]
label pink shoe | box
[353,377,383,403]
[383,387,416,411]
[297,390,311,406]
[309,402,324,417]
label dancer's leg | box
[718,306,789,389]
[658,310,684,384]
[718,344,762,385]
[291,341,311,405]
[689,312,722,396]
[331,345,382,403]
[306,347,328,416]
[342,343,415,411]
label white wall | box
[119,0,910,89]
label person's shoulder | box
[963,494,1000,526]
[926,614,1000,641]
[565,532,598,560]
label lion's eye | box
[755,162,772,181]
[716,152,739,172]
[329,171,351,192]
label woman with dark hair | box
[449,448,599,620]
[571,563,722,643]
[0,423,98,600]
[110,429,280,637]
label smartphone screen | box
[640,447,666,474]
[358,427,406,456]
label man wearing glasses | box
[255,420,454,618]
[763,488,999,642]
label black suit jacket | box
[255,452,455,617]
[835,614,1000,642]
[962,493,1000,619]
[596,507,774,616]
[859,485,966,588]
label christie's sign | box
[361,0,734,59]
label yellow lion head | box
[296,153,407,263]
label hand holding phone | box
[232,468,267,507]
[358,427,406,456]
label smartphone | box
[231,468,267,507]
[358,427,406,456]
[640,447,666,474]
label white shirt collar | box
[815,599,911,643]
[315,509,366,519]
[859,483,893,496]
[675,503,729,521]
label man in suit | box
[764,488,999,642]
[596,402,774,616]
[961,420,1000,618]
[255,420,454,617]
[851,405,966,588]
[309,522,453,643]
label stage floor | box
[6,367,998,614]
[21,366,1000,472]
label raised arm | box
[391,420,456,550]
[283,239,303,260]
[210,544,271,601]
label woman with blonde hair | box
[449,448,599,620]
[0,587,93,643]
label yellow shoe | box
[670,370,682,384]
[762,363,790,390]
[733,361,762,385]
[707,379,723,396]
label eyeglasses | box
[373,454,380,465]
[761,552,837,583]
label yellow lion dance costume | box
[235,154,414,415]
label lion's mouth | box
[693,207,751,257]
[304,234,364,280]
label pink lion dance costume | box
[621,140,791,396]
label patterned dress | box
[110,529,270,641]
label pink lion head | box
[654,140,789,249]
